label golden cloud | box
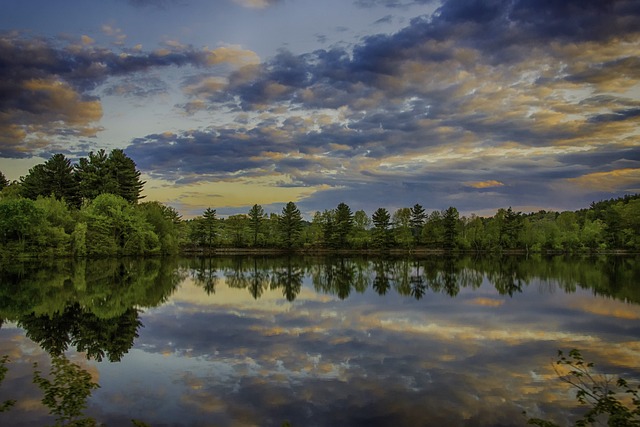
[465,180,505,189]
[567,168,640,192]
[205,45,260,67]
[468,297,505,307]
[22,79,103,125]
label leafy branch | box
[527,349,640,427]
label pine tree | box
[371,207,391,248]
[108,149,145,203]
[248,204,265,246]
[442,206,459,250]
[21,154,80,207]
[75,149,145,203]
[201,208,218,248]
[279,201,303,249]
[0,170,8,191]
[75,149,116,201]
[333,202,354,248]
[410,203,427,244]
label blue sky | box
[1,0,639,217]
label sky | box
[1,0,639,218]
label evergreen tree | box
[21,154,80,207]
[200,208,218,249]
[108,149,145,203]
[371,207,391,248]
[333,202,354,248]
[410,203,426,244]
[279,201,303,249]
[75,149,116,201]
[0,171,8,190]
[75,149,145,203]
[442,206,459,250]
[248,204,265,246]
[499,207,522,249]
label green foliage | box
[201,207,219,248]
[33,354,100,426]
[527,349,640,427]
[350,209,371,248]
[75,149,145,204]
[442,206,459,250]
[372,207,391,248]
[279,202,303,249]
[0,170,8,190]
[333,202,354,248]
[0,355,17,412]
[393,207,413,248]
[21,154,80,208]
[136,201,182,254]
[410,203,427,244]
[80,193,160,256]
[248,204,266,246]
[0,197,44,254]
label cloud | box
[0,33,259,158]
[465,180,505,189]
[233,0,282,9]
[566,168,640,192]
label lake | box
[1,255,639,426]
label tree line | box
[1,152,639,257]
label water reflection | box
[0,255,639,426]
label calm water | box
[0,255,639,426]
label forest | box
[1,151,639,258]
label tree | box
[527,349,640,427]
[200,208,219,249]
[393,207,413,248]
[33,354,100,426]
[371,207,392,248]
[21,154,80,207]
[442,206,459,250]
[333,202,354,248]
[410,203,427,244]
[107,149,145,203]
[279,202,303,249]
[0,197,44,251]
[498,207,522,249]
[350,209,371,248]
[136,201,182,254]
[80,193,159,256]
[75,149,116,201]
[423,210,444,248]
[225,214,248,247]
[75,149,145,203]
[248,204,266,246]
[0,171,8,191]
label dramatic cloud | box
[120,0,640,213]
[2,0,639,213]
[0,33,259,158]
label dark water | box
[1,255,639,426]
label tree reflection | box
[372,259,391,296]
[0,258,182,361]
[190,257,219,295]
[272,257,304,302]
[19,305,141,362]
